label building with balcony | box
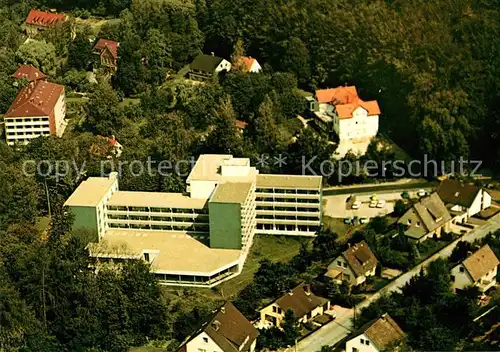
[451,244,499,293]
[4,80,66,145]
[64,154,322,287]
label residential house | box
[12,64,47,82]
[24,9,66,37]
[90,135,123,158]
[451,244,499,293]
[188,53,231,81]
[437,179,492,223]
[397,192,452,243]
[233,56,262,73]
[178,302,258,352]
[92,39,119,71]
[345,313,405,352]
[258,283,330,328]
[4,80,66,145]
[326,241,378,286]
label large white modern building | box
[64,154,322,287]
[4,80,66,145]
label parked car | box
[370,194,378,201]
[369,200,378,208]
[351,201,361,209]
[376,200,386,208]
[417,189,426,197]
[360,217,369,224]
[344,217,352,224]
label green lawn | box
[118,98,141,108]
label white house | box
[437,179,492,223]
[451,244,499,293]
[326,241,378,287]
[346,313,405,352]
[178,302,258,352]
[4,80,66,145]
[308,86,380,157]
[188,53,231,81]
[258,283,330,328]
[233,56,262,73]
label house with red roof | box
[12,64,48,83]
[3,80,66,145]
[92,39,119,71]
[233,56,262,73]
[306,86,381,156]
[24,9,66,36]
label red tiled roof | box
[235,120,248,129]
[94,39,119,59]
[25,9,66,27]
[234,56,256,72]
[5,80,64,118]
[315,86,380,119]
[12,64,48,82]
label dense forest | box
[0,0,500,350]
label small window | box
[144,253,150,262]
[343,262,347,268]
[337,260,342,266]
[272,306,277,313]
[451,275,455,282]
[459,267,464,273]
[365,340,370,346]
[203,337,208,343]
[360,338,364,344]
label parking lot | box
[323,190,429,219]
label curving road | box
[298,213,500,352]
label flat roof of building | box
[64,177,116,207]
[210,182,253,204]
[256,174,322,189]
[107,191,207,209]
[88,229,241,275]
[187,154,258,183]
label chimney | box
[220,307,225,314]
[304,284,311,296]
[211,320,221,331]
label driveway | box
[297,213,500,352]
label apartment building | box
[64,155,322,287]
[4,80,66,145]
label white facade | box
[334,107,379,141]
[215,59,232,73]
[183,331,256,352]
[346,333,380,352]
[451,262,498,293]
[4,116,51,145]
[248,60,262,73]
[53,92,67,137]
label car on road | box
[369,200,378,208]
[417,189,426,197]
[360,217,369,224]
[351,201,361,209]
[376,200,386,208]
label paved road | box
[323,181,437,196]
[298,213,500,352]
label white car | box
[360,217,369,224]
[417,189,426,197]
[369,200,378,208]
[376,200,386,208]
[351,201,361,209]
